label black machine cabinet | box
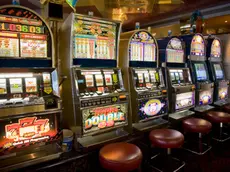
[182,33,215,113]
[206,36,229,106]
[158,37,195,121]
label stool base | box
[149,153,185,172]
[212,123,230,142]
[183,141,212,155]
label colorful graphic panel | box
[73,16,117,60]
[191,34,205,56]
[138,98,167,121]
[199,90,213,105]
[129,31,156,62]
[211,39,221,58]
[83,104,128,135]
[166,38,184,63]
[0,113,59,154]
[218,87,228,100]
[175,92,195,110]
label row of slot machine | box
[0,4,229,171]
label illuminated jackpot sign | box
[83,104,128,134]
[0,114,59,150]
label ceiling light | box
[225,21,228,23]
[137,8,140,11]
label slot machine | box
[206,36,229,106]
[182,33,215,112]
[59,13,129,149]
[158,37,195,121]
[0,5,62,171]
[119,30,168,132]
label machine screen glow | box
[191,34,205,56]
[95,74,103,87]
[83,104,128,135]
[25,77,37,93]
[211,39,221,58]
[213,64,224,79]
[166,38,184,63]
[10,78,23,93]
[199,90,213,105]
[194,63,207,81]
[0,78,6,94]
[85,75,94,87]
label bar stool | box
[206,111,230,142]
[99,142,143,172]
[149,129,185,172]
[182,118,212,155]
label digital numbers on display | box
[0,22,44,34]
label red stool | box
[206,111,230,142]
[182,118,212,155]
[99,142,143,172]
[149,129,185,172]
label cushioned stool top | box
[206,111,230,123]
[99,142,142,172]
[149,129,184,148]
[183,118,212,133]
[223,105,230,112]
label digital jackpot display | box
[73,16,116,60]
[0,7,51,58]
[129,31,156,62]
[83,104,128,135]
[191,34,205,56]
[211,39,221,58]
[166,38,184,63]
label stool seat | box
[149,129,184,148]
[99,142,142,172]
[183,118,212,133]
[223,105,230,113]
[206,111,230,123]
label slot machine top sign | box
[129,31,157,62]
[166,38,184,63]
[211,39,221,58]
[190,34,205,57]
[0,5,52,59]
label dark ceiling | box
[0,0,230,31]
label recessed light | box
[225,20,228,23]
[137,8,140,11]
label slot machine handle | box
[59,75,67,87]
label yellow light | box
[225,21,228,23]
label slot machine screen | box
[149,71,156,83]
[213,64,224,79]
[104,74,112,86]
[179,72,183,81]
[137,73,144,84]
[0,7,52,59]
[25,78,37,93]
[130,31,156,62]
[95,74,104,87]
[174,72,180,81]
[85,75,94,87]
[0,79,7,94]
[170,72,176,81]
[194,63,207,81]
[144,73,150,83]
[166,38,184,63]
[9,78,23,93]
[0,33,19,57]
[73,16,117,60]
[190,35,205,56]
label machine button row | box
[81,97,117,107]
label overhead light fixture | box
[225,20,228,23]
[137,8,140,11]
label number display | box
[0,22,44,34]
